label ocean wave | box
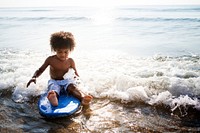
[119,6,200,12]
[0,9,54,12]
[1,16,200,23]
[0,16,90,21]
[0,49,199,116]
[117,17,200,22]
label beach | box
[0,5,200,132]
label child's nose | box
[62,52,68,56]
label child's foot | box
[47,91,58,106]
[82,95,93,106]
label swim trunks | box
[47,79,76,95]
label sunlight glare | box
[91,7,115,25]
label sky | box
[0,0,200,7]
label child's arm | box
[69,58,79,77]
[26,57,50,87]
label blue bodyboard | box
[38,92,81,118]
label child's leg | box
[47,81,61,106]
[67,84,92,105]
[47,91,58,106]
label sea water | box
[0,5,200,132]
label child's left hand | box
[26,78,36,88]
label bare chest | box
[50,59,71,72]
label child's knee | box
[67,84,76,93]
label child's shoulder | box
[67,57,74,62]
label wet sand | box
[0,89,200,133]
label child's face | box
[55,48,70,61]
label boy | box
[26,31,92,106]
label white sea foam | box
[75,50,200,112]
[0,48,199,113]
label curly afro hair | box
[50,31,75,52]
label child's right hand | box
[26,78,36,88]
